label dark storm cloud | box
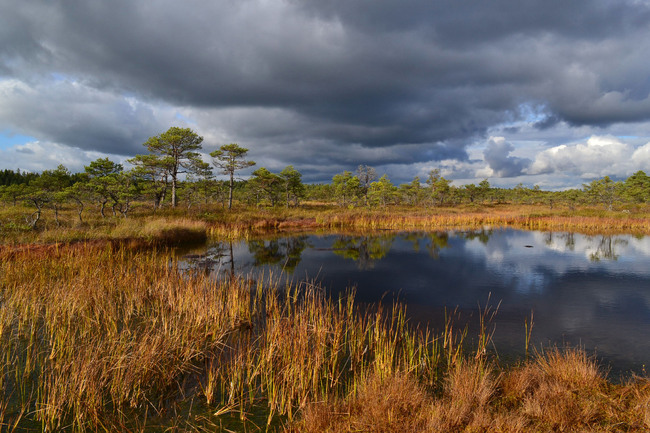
[1,0,650,180]
[300,0,649,45]
[0,80,169,155]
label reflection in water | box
[559,232,575,251]
[425,232,450,258]
[182,229,650,377]
[458,228,492,245]
[588,235,626,262]
[248,236,310,273]
[331,235,394,269]
[183,240,236,277]
[400,231,450,258]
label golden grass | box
[3,202,650,245]
[1,237,650,431]
[0,243,442,432]
[288,372,432,433]
[290,349,650,432]
[109,217,208,243]
[0,211,208,247]
[205,204,650,240]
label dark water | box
[181,229,650,378]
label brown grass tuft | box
[289,348,650,433]
[289,371,432,433]
[429,360,499,431]
[501,348,608,431]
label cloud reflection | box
[183,229,650,376]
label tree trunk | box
[74,198,84,223]
[29,199,42,230]
[171,172,178,208]
[119,201,131,218]
[228,171,234,210]
[100,199,107,218]
[229,240,235,278]
[29,210,41,229]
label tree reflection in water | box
[331,234,394,269]
[185,229,632,277]
[589,235,627,262]
[457,228,493,245]
[425,232,449,259]
[183,241,236,277]
[247,236,310,273]
[557,232,576,251]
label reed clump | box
[314,209,650,236]
[0,243,442,432]
[290,348,650,432]
[2,242,650,432]
[204,205,650,241]
[3,203,650,245]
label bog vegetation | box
[1,127,650,431]
[1,127,650,237]
[2,244,650,432]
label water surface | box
[182,229,650,378]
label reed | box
[314,210,650,236]
[4,202,650,245]
[0,243,447,431]
[203,205,650,242]
[290,348,650,432]
[2,239,649,431]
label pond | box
[181,228,650,379]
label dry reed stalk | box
[0,243,449,431]
[4,238,649,432]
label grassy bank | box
[1,243,649,432]
[203,203,650,239]
[2,202,650,245]
[0,204,208,246]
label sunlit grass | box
[290,348,650,432]
[3,201,650,245]
[2,201,650,430]
[0,244,444,431]
[1,241,649,431]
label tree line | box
[1,127,649,228]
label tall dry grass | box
[290,348,650,432]
[2,241,649,432]
[0,201,208,245]
[206,204,650,240]
[3,201,650,245]
[0,243,443,432]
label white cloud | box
[0,141,123,173]
[631,142,650,164]
[527,135,648,179]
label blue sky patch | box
[0,131,36,150]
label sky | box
[1,0,650,189]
